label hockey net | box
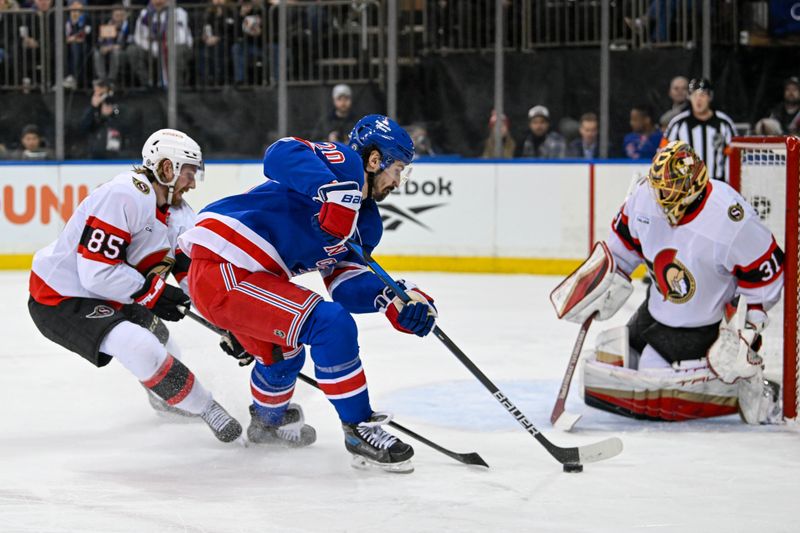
[729,136,799,421]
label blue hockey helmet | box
[348,114,415,171]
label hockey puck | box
[563,463,583,473]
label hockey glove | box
[219,330,255,367]
[313,181,362,245]
[131,273,190,322]
[707,296,764,384]
[375,280,438,337]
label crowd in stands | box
[0,1,797,166]
[479,74,797,171]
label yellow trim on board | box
[372,255,583,275]
[0,253,647,277]
[0,255,33,270]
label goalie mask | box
[141,129,204,204]
[647,140,708,226]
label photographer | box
[79,80,133,159]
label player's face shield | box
[647,142,708,225]
[399,163,413,187]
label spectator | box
[482,110,515,159]
[516,105,565,159]
[64,0,91,89]
[0,0,20,84]
[768,76,800,134]
[92,5,132,85]
[663,78,736,181]
[754,118,783,136]
[405,123,438,158]
[128,0,193,87]
[568,112,599,159]
[623,104,662,160]
[233,0,265,86]
[659,76,689,128]
[312,84,357,142]
[201,0,236,86]
[9,124,53,160]
[79,80,134,159]
[18,0,56,90]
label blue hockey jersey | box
[178,137,386,313]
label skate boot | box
[144,387,198,420]
[200,400,243,442]
[343,412,414,473]
[739,377,782,425]
[246,404,317,447]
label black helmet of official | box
[688,78,713,96]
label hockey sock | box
[250,351,306,425]
[299,302,372,424]
[102,321,211,415]
[142,354,211,415]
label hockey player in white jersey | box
[551,140,783,424]
[27,129,242,442]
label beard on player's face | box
[371,163,404,202]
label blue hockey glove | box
[374,280,437,337]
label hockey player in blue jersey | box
[179,115,437,472]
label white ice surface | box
[1,271,798,533]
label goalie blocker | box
[550,242,633,324]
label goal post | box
[728,136,799,421]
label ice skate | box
[739,377,782,425]
[200,400,243,442]
[246,404,317,447]
[343,412,414,474]
[145,388,198,420]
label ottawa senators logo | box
[728,203,744,222]
[132,176,150,194]
[652,249,696,304]
[86,305,115,318]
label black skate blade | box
[350,454,414,474]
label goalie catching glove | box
[550,241,633,324]
[375,280,437,337]
[707,296,766,384]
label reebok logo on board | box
[383,176,452,232]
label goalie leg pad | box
[594,326,630,368]
[551,242,633,324]
[582,353,739,421]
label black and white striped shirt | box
[664,109,737,182]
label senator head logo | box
[652,248,696,304]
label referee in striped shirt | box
[663,78,737,181]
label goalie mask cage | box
[729,136,799,421]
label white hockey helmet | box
[141,129,203,202]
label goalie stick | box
[550,312,596,431]
[179,306,489,468]
[346,241,623,469]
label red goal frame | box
[729,136,799,420]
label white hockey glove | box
[550,241,633,324]
[707,296,764,385]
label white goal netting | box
[731,137,799,421]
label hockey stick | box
[550,312,596,431]
[180,306,489,468]
[346,241,623,470]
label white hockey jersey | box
[30,171,196,306]
[607,178,784,328]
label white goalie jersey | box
[30,171,196,306]
[607,178,784,328]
